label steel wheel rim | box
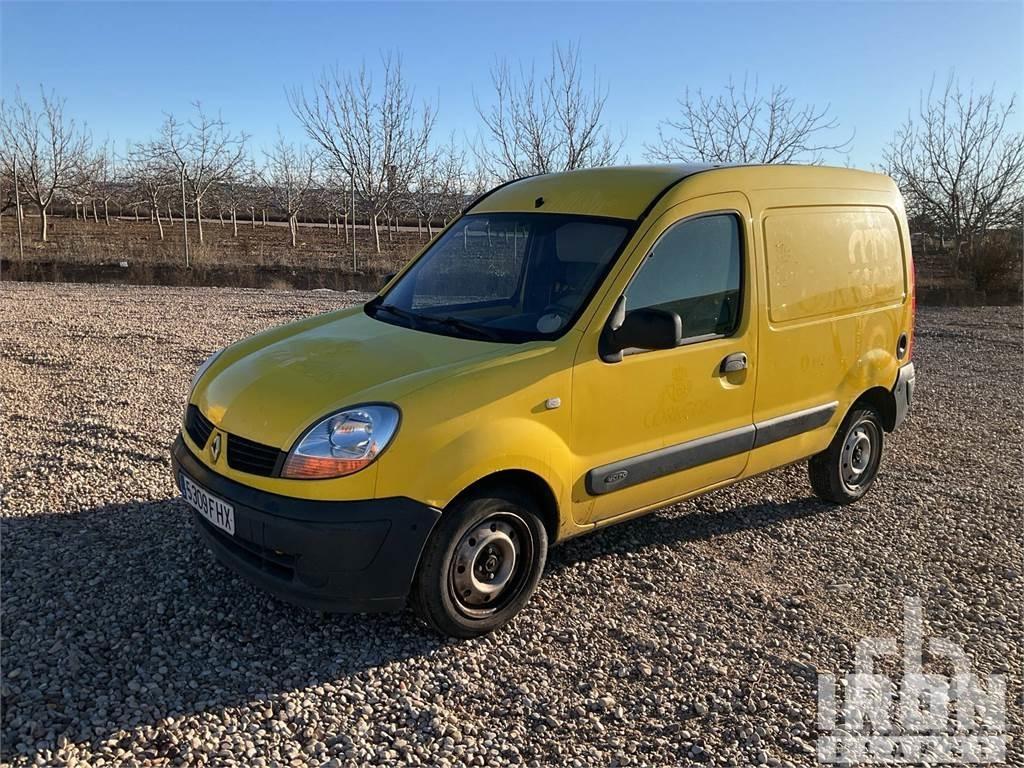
[449,512,533,618]
[841,420,878,491]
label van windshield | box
[367,213,632,343]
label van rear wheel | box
[809,406,884,504]
[411,488,547,638]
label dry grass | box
[0,215,427,274]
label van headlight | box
[190,349,223,396]
[282,405,401,479]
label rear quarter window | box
[763,207,906,324]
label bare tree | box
[242,159,266,230]
[128,147,173,239]
[0,87,90,241]
[645,76,851,165]
[260,134,318,248]
[151,103,247,261]
[884,77,1024,278]
[147,114,192,262]
[71,154,102,223]
[412,137,465,239]
[473,42,621,182]
[218,168,253,239]
[322,168,354,245]
[91,142,122,225]
[289,53,436,254]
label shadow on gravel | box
[0,499,443,761]
[547,495,831,573]
[1,493,826,761]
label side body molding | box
[585,401,839,496]
[751,402,838,449]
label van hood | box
[193,307,504,448]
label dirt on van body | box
[1,282,1021,767]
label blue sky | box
[2,1,1021,169]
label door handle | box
[720,352,748,374]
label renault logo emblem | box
[210,433,222,462]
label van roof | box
[468,163,897,221]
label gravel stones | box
[1,283,1021,766]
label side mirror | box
[381,272,397,290]
[600,298,682,362]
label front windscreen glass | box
[368,213,631,342]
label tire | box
[809,406,884,504]
[410,487,548,638]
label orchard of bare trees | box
[1,54,1021,292]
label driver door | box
[571,193,758,524]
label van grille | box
[184,405,215,448]
[184,405,283,477]
[227,434,284,477]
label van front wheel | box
[411,488,548,638]
[809,406,884,504]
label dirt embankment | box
[1,215,428,290]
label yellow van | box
[173,164,916,637]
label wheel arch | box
[446,469,560,545]
[852,386,897,432]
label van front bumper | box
[171,436,440,613]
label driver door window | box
[625,213,742,344]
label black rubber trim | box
[752,401,838,449]
[172,436,441,613]
[586,425,755,495]
[174,435,421,523]
[892,362,915,430]
[585,399,839,496]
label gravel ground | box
[1,281,1021,767]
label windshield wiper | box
[372,304,421,329]
[372,303,502,341]
[426,315,503,342]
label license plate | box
[180,473,235,535]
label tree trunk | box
[290,214,298,247]
[219,211,224,227]
[104,200,110,226]
[38,202,48,242]
[343,213,349,243]
[134,206,139,222]
[418,217,423,239]
[180,173,190,268]
[74,203,80,221]
[427,221,434,239]
[250,208,255,229]
[149,207,154,223]
[231,208,238,237]
[372,214,381,254]
[196,199,204,244]
[155,206,164,240]
[92,200,99,223]
[168,200,174,223]
[262,209,267,226]
[12,157,24,259]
